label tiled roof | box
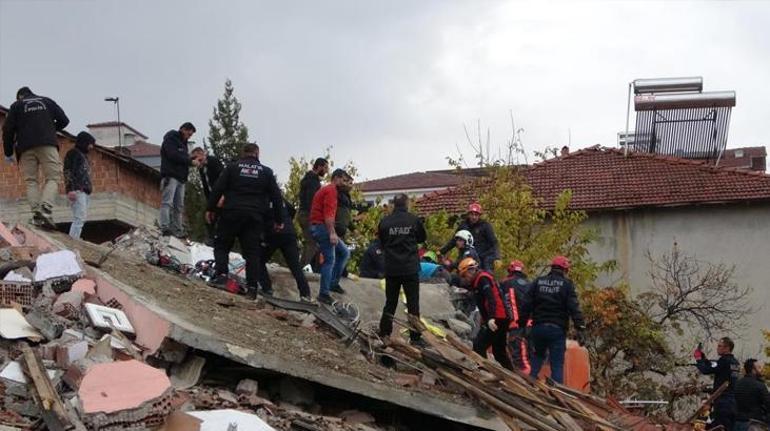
[715,146,766,171]
[415,146,770,215]
[124,141,161,157]
[358,171,470,192]
[86,121,149,139]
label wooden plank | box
[21,344,73,431]
[686,381,729,424]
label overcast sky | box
[1,0,768,182]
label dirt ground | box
[50,232,470,406]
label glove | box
[493,259,503,270]
[693,347,704,361]
[4,156,14,164]
[487,319,498,332]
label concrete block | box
[56,340,89,368]
[23,308,64,341]
[34,249,82,282]
[235,378,259,395]
[53,290,84,319]
[71,278,96,295]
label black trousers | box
[214,210,262,287]
[379,274,421,341]
[474,318,514,370]
[258,233,311,297]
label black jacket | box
[160,130,192,182]
[378,207,427,277]
[500,272,530,319]
[265,198,298,238]
[359,239,385,279]
[3,94,69,157]
[697,354,741,404]
[335,190,353,238]
[441,219,500,260]
[207,156,284,224]
[734,375,770,423]
[519,268,585,330]
[63,145,92,194]
[298,171,322,213]
[198,155,224,198]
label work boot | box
[330,284,346,294]
[300,296,317,305]
[207,273,228,290]
[317,293,334,305]
[260,287,274,297]
[244,287,258,300]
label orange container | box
[537,339,591,392]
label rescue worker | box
[695,337,740,431]
[377,194,427,345]
[257,198,313,302]
[734,358,770,431]
[458,257,514,370]
[309,169,351,304]
[446,230,480,289]
[441,203,500,271]
[298,158,329,267]
[63,132,95,239]
[205,143,284,299]
[519,256,586,384]
[191,147,224,246]
[500,260,531,374]
[359,236,385,279]
[3,87,70,228]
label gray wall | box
[585,204,770,354]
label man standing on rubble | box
[257,197,313,302]
[160,122,198,238]
[298,158,329,267]
[458,257,514,370]
[519,256,586,384]
[191,147,224,246]
[3,87,69,228]
[309,168,351,304]
[694,337,740,431]
[63,132,95,239]
[441,203,500,271]
[377,194,427,345]
[500,260,531,373]
[206,143,284,299]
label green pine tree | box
[208,79,250,163]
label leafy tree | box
[208,79,250,163]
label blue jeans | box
[310,224,349,296]
[530,323,567,383]
[159,177,186,235]
[68,191,89,239]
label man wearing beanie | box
[63,132,95,239]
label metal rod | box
[624,81,632,156]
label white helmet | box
[454,230,474,247]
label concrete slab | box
[71,278,96,295]
[78,359,170,414]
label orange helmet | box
[468,203,482,215]
[458,257,479,276]
[551,255,570,271]
[508,260,524,274]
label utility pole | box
[104,97,122,149]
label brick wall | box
[0,114,160,208]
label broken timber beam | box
[686,381,729,424]
[20,344,74,431]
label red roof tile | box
[86,121,148,139]
[415,146,770,215]
[124,141,161,157]
[358,171,470,192]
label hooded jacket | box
[441,219,500,260]
[63,132,94,194]
[160,130,191,182]
[519,268,585,331]
[3,93,69,157]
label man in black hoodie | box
[159,122,198,237]
[3,87,69,227]
[734,358,770,430]
[191,147,224,246]
[298,158,329,267]
[695,337,741,431]
[63,132,95,239]
[377,194,427,344]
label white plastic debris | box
[84,303,135,334]
[0,360,56,384]
[188,410,275,431]
[0,308,42,340]
[33,250,82,281]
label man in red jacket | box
[309,169,352,304]
[458,257,514,370]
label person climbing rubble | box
[63,131,95,239]
[440,203,500,271]
[205,143,284,299]
[500,260,531,374]
[518,255,586,384]
[377,193,427,345]
[695,337,741,431]
[457,257,514,370]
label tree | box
[208,79,250,163]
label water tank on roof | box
[633,77,703,94]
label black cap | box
[331,168,350,180]
[180,122,196,132]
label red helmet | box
[508,260,524,274]
[468,203,482,215]
[551,255,570,270]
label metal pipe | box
[635,91,736,111]
[633,77,703,94]
[624,82,632,156]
